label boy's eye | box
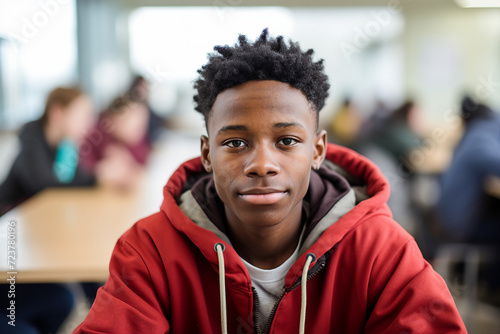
[225,140,246,148]
[278,138,297,146]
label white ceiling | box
[114,0,458,10]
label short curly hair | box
[193,29,330,125]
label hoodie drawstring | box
[215,243,228,334]
[300,253,316,334]
[215,243,315,334]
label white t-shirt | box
[240,227,305,331]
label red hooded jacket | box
[74,144,466,333]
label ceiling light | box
[456,0,500,7]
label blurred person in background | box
[371,100,422,167]
[359,99,391,140]
[0,87,95,216]
[436,96,500,306]
[355,100,424,235]
[128,75,166,142]
[368,100,423,171]
[81,95,152,191]
[436,96,500,243]
[0,86,96,333]
[327,97,362,149]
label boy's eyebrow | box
[274,122,305,129]
[217,122,305,135]
[217,124,248,135]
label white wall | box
[0,0,77,129]
[403,7,500,127]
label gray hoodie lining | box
[179,191,233,247]
[323,160,369,204]
[298,188,355,256]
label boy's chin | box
[234,210,292,229]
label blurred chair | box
[433,243,497,333]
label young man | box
[75,30,466,333]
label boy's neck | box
[225,202,304,270]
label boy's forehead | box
[208,80,315,128]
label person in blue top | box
[436,96,500,243]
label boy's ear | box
[312,130,327,170]
[200,135,212,173]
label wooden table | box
[0,131,200,283]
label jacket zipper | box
[252,287,262,334]
[260,257,327,334]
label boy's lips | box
[238,188,288,205]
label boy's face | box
[201,80,327,229]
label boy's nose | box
[243,145,280,177]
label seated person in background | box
[81,95,151,191]
[74,29,465,333]
[368,100,423,171]
[327,97,362,149]
[436,96,500,243]
[128,74,165,142]
[355,100,423,236]
[0,87,95,216]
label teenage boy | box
[75,30,466,333]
